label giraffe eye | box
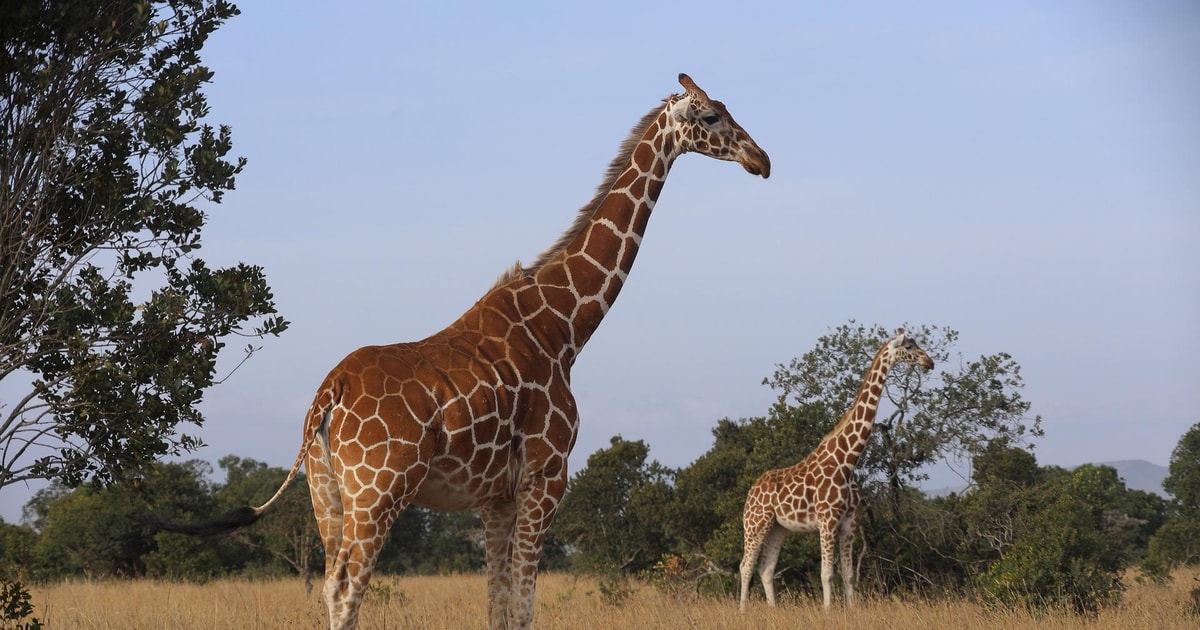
[701,114,720,125]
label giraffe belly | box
[775,513,821,534]
[773,495,824,533]
[411,452,510,511]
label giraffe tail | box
[145,505,264,536]
[142,398,329,537]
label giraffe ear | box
[678,73,711,103]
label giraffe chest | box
[412,381,580,510]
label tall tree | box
[763,321,1042,504]
[552,436,674,573]
[0,0,286,489]
[1147,422,1200,568]
[1163,421,1200,516]
[24,459,222,580]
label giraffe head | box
[887,329,935,370]
[671,73,771,178]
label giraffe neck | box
[814,347,896,470]
[501,97,685,363]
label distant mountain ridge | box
[921,459,1170,498]
[1094,459,1169,497]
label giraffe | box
[157,74,769,630]
[738,330,933,612]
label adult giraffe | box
[738,330,934,611]
[163,74,769,630]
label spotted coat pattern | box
[254,74,769,630]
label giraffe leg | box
[818,523,836,610]
[322,499,408,630]
[738,517,769,612]
[756,524,788,607]
[306,434,343,581]
[480,501,518,630]
[321,429,432,630]
[505,465,568,630]
[839,510,858,607]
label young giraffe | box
[738,330,933,611]
[161,74,769,630]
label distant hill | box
[920,459,1170,498]
[1096,459,1170,497]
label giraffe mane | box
[490,97,675,288]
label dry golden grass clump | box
[28,568,1200,629]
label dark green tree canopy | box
[552,436,674,573]
[0,0,286,489]
[1163,421,1200,514]
[1146,421,1200,568]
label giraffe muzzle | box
[741,147,771,178]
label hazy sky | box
[3,1,1198,522]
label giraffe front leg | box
[480,501,518,630]
[819,523,836,610]
[507,463,568,629]
[839,513,857,607]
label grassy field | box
[29,568,1200,629]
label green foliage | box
[378,508,486,575]
[142,531,225,582]
[855,485,968,595]
[552,436,674,574]
[26,459,226,581]
[667,433,748,552]
[213,456,320,578]
[1146,422,1200,569]
[362,577,409,606]
[976,486,1123,615]
[596,571,636,607]
[973,439,1041,488]
[0,0,287,490]
[0,524,36,581]
[1147,518,1200,569]
[0,578,41,630]
[1163,422,1200,514]
[29,486,151,579]
[960,460,1159,615]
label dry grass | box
[28,568,1200,629]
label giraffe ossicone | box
[156,73,769,630]
[738,330,934,611]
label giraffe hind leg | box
[322,435,433,629]
[323,497,412,630]
[756,524,788,607]
[306,426,343,583]
[739,515,772,612]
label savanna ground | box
[29,568,1200,629]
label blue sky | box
[3,1,1198,521]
